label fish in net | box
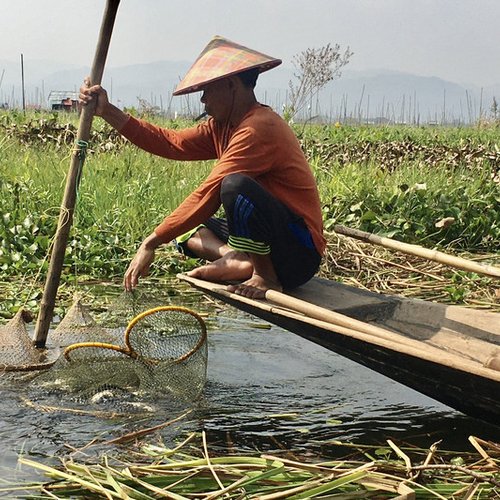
[33,305,208,404]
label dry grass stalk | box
[12,433,499,499]
[320,233,499,311]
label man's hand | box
[79,77,110,116]
[123,233,163,291]
[79,77,129,129]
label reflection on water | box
[0,280,499,489]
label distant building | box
[48,90,79,111]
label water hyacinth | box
[1,110,499,315]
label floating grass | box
[5,432,499,499]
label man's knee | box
[221,174,263,209]
[221,173,250,198]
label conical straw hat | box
[173,35,282,96]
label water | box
[1,282,499,492]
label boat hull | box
[179,275,500,425]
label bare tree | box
[285,44,353,123]
[137,97,161,117]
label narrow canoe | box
[179,274,500,425]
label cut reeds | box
[5,433,498,499]
[321,233,500,311]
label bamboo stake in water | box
[334,225,500,279]
[34,0,121,348]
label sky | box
[1,0,500,88]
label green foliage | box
[0,111,498,318]
[0,179,56,274]
[0,111,209,289]
[306,124,499,251]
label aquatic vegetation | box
[6,430,499,498]
[0,111,498,318]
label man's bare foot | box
[227,273,282,299]
[186,250,253,282]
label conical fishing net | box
[48,297,120,347]
[0,290,166,372]
[32,305,208,404]
[0,310,56,372]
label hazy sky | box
[2,0,499,87]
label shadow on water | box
[0,279,499,489]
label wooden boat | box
[179,274,500,425]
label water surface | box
[1,281,498,493]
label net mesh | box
[95,289,167,331]
[49,297,120,347]
[1,291,208,405]
[37,346,141,397]
[125,307,208,400]
[31,304,208,404]
[0,310,54,371]
[126,307,207,362]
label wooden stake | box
[34,0,121,348]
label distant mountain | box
[1,58,498,124]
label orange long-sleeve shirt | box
[119,104,326,255]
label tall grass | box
[0,111,498,315]
[0,112,211,282]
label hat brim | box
[172,36,282,96]
[173,59,282,96]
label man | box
[80,36,326,299]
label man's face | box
[200,78,233,122]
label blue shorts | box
[177,173,322,289]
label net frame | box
[124,306,207,364]
[64,341,132,361]
[63,306,207,365]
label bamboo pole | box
[34,0,121,348]
[180,274,421,350]
[334,225,500,279]
[265,289,406,343]
[178,274,500,382]
[20,54,25,113]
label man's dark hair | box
[237,68,259,89]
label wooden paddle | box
[334,224,500,279]
[34,0,121,348]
